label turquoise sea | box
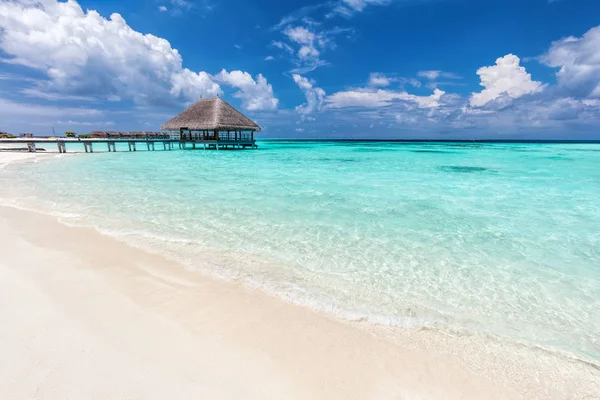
[2,141,599,362]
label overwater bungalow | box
[161,97,259,149]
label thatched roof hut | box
[161,97,261,132]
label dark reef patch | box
[546,156,574,161]
[446,144,484,148]
[439,166,489,173]
[411,150,456,154]
[318,157,359,163]
[352,147,397,153]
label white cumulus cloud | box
[0,0,277,111]
[292,74,326,114]
[368,73,391,87]
[470,54,544,107]
[540,25,600,98]
[275,24,347,73]
[214,70,279,111]
[282,25,329,72]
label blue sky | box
[1,0,600,139]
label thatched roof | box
[161,97,261,131]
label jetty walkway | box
[0,137,257,153]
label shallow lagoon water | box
[3,141,599,361]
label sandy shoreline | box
[1,153,599,399]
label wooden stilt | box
[83,142,93,153]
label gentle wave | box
[2,195,599,370]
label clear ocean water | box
[2,141,599,361]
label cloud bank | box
[0,0,278,110]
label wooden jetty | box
[0,97,260,153]
[0,136,176,153]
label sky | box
[1,0,600,139]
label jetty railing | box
[0,136,257,153]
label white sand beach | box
[1,152,599,399]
